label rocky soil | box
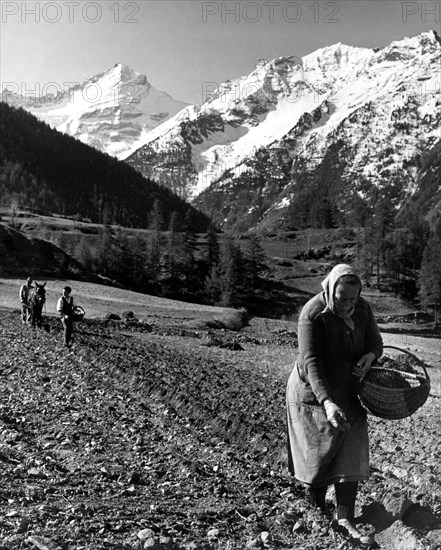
[1,308,441,550]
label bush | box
[216,308,250,331]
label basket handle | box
[382,345,430,381]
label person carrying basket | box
[57,285,75,347]
[286,264,383,546]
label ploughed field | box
[1,300,441,550]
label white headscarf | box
[321,264,361,330]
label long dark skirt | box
[286,367,369,487]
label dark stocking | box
[335,481,358,522]
[309,486,328,511]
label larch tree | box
[418,216,441,327]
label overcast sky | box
[1,0,439,105]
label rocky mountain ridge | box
[125,31,441,230]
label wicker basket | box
[72,305,85,322]
[356,345,431,420]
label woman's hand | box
[323,399,351,432]
[353,352,376,382]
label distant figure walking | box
[29,281,47,328]
[19,277,34,324]
[57,286,74,347]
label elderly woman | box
[286,264,383,544]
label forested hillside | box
[398,140,441,222]
[0,103,210,231]
[379,140,441,313]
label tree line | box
[45,204,267,309]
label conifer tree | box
[182,209,197,260]
[355,184,398,287]
[206,223,220,271]
[97,226,113,276]
[181,209,199,291]
[146,231,162,289]
[165,211,182,286]
[75,235,94,271]
[112,228,136,287]
[204,263,222,304]
[149,199,164,278]
[384,220,430,282]
[244,235,266,290]
[418,216,441,327]
[130,235,150,291]
[219,236,246,306]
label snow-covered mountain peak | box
[126,31,441,229]
[96,63,150,87]
[201,54,304,114]
[112,62,141,78]
[303,42,373,75]
[256,58,269,68]
[2,64,189,158]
